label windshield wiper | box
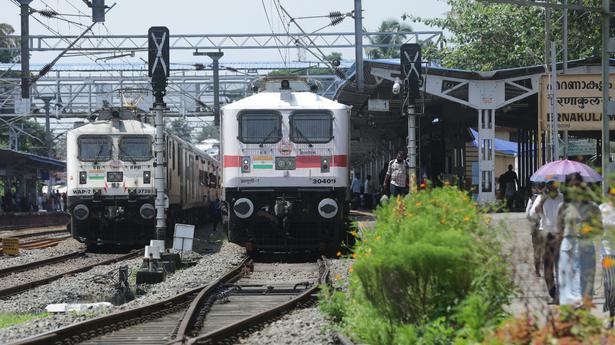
[118,145,137,164]
[258,127,278,147]
[294,127,313,147]
[93,144,105,164]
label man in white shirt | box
[383,150,409,197]
[530,180,564,304]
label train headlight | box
[321,156,331,173]
[73,204,89,221]
[318,198,338,219]
[233,198,254,219]
[241,156,251,173]
[79,171,87,184]
[143,171,151,184]
[139,203,156,219]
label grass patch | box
[0,312,48,329]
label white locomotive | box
[66,109,219,249]
[221,79,350,253]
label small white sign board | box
[173,223,195,252]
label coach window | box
[78,136,112,162]
[238,111,282,144]
[119,136,152,161]
[289,111,333,144]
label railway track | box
[0,250,86,278]
[10,257,329,345]
[0,250,143,299]
[0,226,71,254]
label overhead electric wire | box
[261,0,287,67]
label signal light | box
[321,156,331,173]
[143,171,151,184]
[241,156,251,173]
[79,171,87,184]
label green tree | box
[166,118,193,142]
[404,0,602,71]
[367,19,413,59]
[0,119,48,156]
[196,124,219,142]
[0,23,19,63]
[325,51,342,62]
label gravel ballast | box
[0,242,245,344]
[0,239,84,270]
[234,307,334,345]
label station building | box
[336,57,614,203]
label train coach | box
[221,79,351,254]
[66,109,218,249]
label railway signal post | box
[137,26,170,285]
[400,43,422,193]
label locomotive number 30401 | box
[312,178,336,184]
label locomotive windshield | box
[78,136,112,162]
[238,111,282,144]
[289,111,333,144]
[119,136,152,162]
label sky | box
[0,0,450,64]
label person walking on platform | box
[526,182,545,277]
[530,178,564,304]
[500,164,519,210]
[351,172,361,210]
[600,200,615,327]
[557,173,601,306]
[383,150,409,197]
[363,175,372,210]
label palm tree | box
[367,19,413,59]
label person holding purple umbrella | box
[530,177,564,304]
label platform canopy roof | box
[0,148,65,173]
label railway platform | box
[497,212,608,324]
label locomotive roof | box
[222,91,348,111]
[68,119,155,135]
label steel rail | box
[178,258,330,345]
[8,256,250,345]
[0,250,85,277]
[0,249,144,300]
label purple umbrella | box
[530,159,602,183]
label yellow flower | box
[335,273,341,280]
[415,202,422,207]
[463,216,470,221]
[375,236,382,241]
[350,230,358,237]
[609,187,615,196]
[348,265,353,273]
[440,219,446,225]
[351,252,357,258]
[336,251,342,257]
[581,225,592,235]
[604,257,614,269]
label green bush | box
[321,186,515,345]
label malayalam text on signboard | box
[540,74,615,131]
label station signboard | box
[540,74,615,131]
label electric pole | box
[19,0,32,100]
[354,0,364,92]
[194,51,224,126]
